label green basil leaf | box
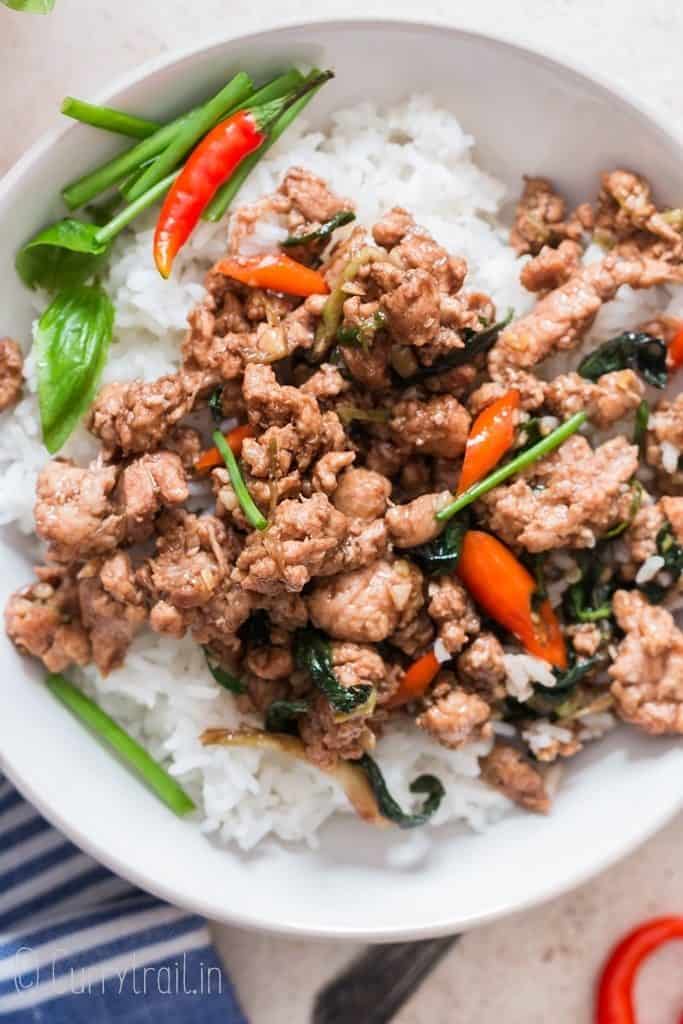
[17,219,109,292]
[407,309,513,382]
[282,209,355,248]
[358,754,445,829]
[578,331,668,389]
[204,648,246,694]
[208,386,224,425]
[640,522,683,602]
[36,285,114,453]
[295,628,372,714]
[563,550,616,624]
[265,699,310,735]
[633,399,650,453]
[408,517,468,577]
[2,0,54,10]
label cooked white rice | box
[1,94,680,851]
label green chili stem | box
[212,429,267,531]
[61,97,161,139]
[46,673,195,816]
[203,69,321,223]
[124,71,253,202]
[93,171,178,246]
[437,411,588,522]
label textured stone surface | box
[2,3,683,1020]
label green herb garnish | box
[36,284,114,453]
[265,699,310,735]
[640,522,683,602]
[437,411,587,522]
[16,219,108,292]
[407,310,513,382]
[578,331,668,389]
[408,517,468,577]
[204,649,246,694]
[282,209,356,248]
[358,755,444,829]
[295,628,372,715]
[212,429,267,531]
[208,387,224,425]
[563,550,616,624]
[46,673,195,815]
[337,310,386,349]
[634,399,650,454]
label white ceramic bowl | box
[1,19,682,941]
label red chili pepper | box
[457,389,520,495]
[596,916,683,1024]
[456,530,567,669]
[386,650,440,709]
[154,72,332,278]
[213,252,329,297]
[195,423,254,473]
[668,325,683,369]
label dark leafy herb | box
[295,628,372,714]
[577,331,668,388]
[337,310,386,349]
[16,219,108,292]
[516,416,543,452]
[36,285,114,453]
[265,699,310,735]
[209,387,223,425]
[408,517,468,577]
[336,405,390,426]
[640,522,683,602]
[358,755,444,829]
[407,309,513,382]
[563,550,616,624]
[204,649,246,694]
[282,209,356,248]
[548,654,605,691]
[633,399,650,454]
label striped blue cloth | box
[0,776,247,1022]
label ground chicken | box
[489,252,683,377]
[340,335,393,392]
[300,363,351,401]
[0,338,23,411]
[5,565,90,672]
[385,492,452,548]
[116,452,188,543]
[480,742,550,813]
[609,589,683,734]
[380,268,440,346]
[596,169,683,253]
[417,682,492,748]
[427,577,480,655]
[389,610,435,657]
[311,451,356,495]
[646,394,683,487]
[481,435,639,552]
[522,720,583,762]
[457,633,507,701]
[520,240,583,293]
[308,558,424,643]
[509,176,590,256]
[88,372,202,457]
[388,395,470,459]
[371,206,416,250]
[77,553,147,674]
[300,694,375,768]
[245,641,294,681]
[279,166,353,224]
[332,467,392,521]
[468,367,547,415]
[567,623,603,658]
[544,369,645,428]
[623,500,667,572]
[242,363,324,472]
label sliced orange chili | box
[457,389,520,495]
[667,324,683,369]
[214,252,329,297]
[195,423,254,473]
[456,530,567,669]
[596,916,683,1024]
[386,650,440,709]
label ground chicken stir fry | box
[6,163,683,826]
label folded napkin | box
[0,776,247,1022]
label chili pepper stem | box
[250,70,334,134]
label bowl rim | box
[1,15,682,941]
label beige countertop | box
[3,2,683,1020]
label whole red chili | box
[596,916,683,1024]
[154,71,333,277]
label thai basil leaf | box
[563,550,616,624]
[16,219,108,292]
[407,309,513,382]
[282,209,355,247]
[2,0,54,10]
[265,699,310,735]
[408,517,468,577]
[337,310,386,349]
[36,285,114,453]
[640,523,683,605]
[577,332,668,388]
[209,387,224,425]
[516,417,543,452]
[547,654,605,692]
[295,628,371,714]
[358,754,444,829]
[633,399,650,453]
[204,649,246,694]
